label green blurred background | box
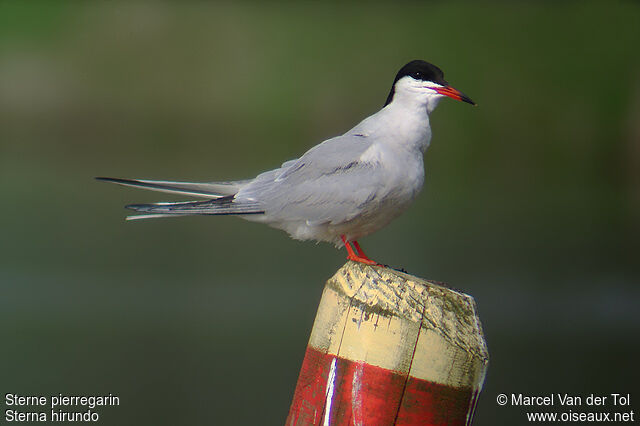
[1,1,639,424]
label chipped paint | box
[287,262,489,425]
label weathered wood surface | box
[286,261,489,426]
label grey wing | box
[237,134,384,224]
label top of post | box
[326,261,489,362]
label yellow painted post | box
[286,261,489,426]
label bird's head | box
[384,60,475,114]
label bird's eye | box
[412,72,422,79]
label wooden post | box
[286,261,489,426]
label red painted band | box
[287,346,474,426]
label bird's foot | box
[341,236,383,266]
[346,253,381,266]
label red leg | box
[341,235,379,266]
[352,241,370,259]
[341,235,358,258]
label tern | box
[97,60,475,265]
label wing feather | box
[236,134,386,225]
[96,177,249,198]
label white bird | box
[97,60,475,265]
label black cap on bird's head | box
[384,60,475,107]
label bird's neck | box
[351,100,434,153]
